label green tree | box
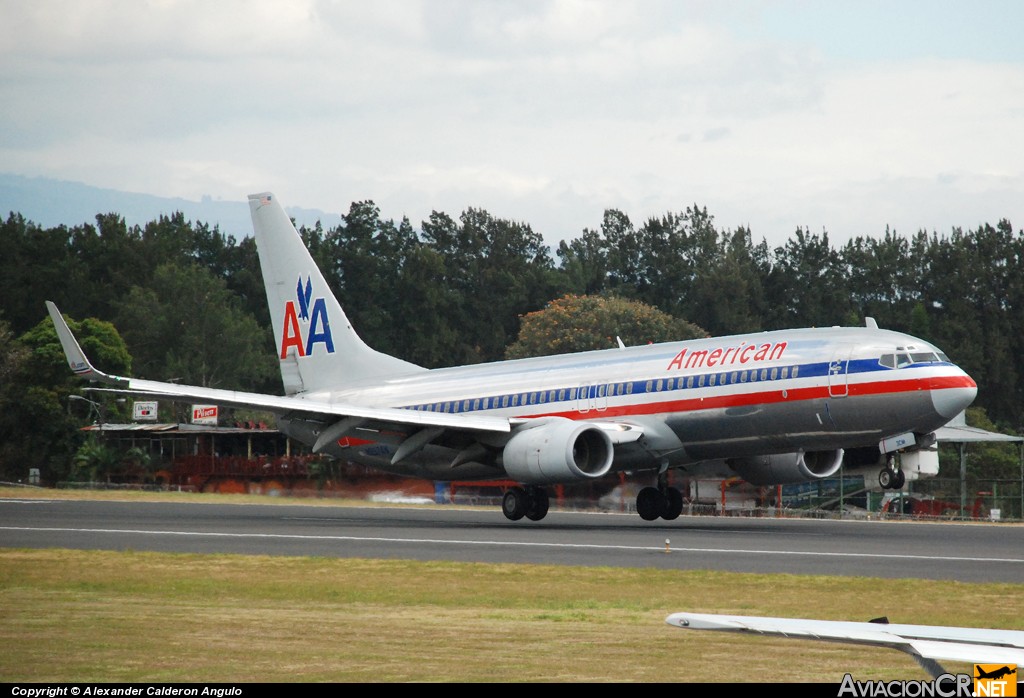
[115,263,277,391]
[422,207,559,363]
[0,313,131,482]
[505,294,707,359]
[0,214,75,334]
[556,228,609,296]
[687,225,769,335]
[71,440,123,483]
[763,227,851,329]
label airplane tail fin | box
[248,193,424,395]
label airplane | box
[665,612,1024,680]
[46,191,978,522]
[977,666,1017,681]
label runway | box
[1,497,1022,583]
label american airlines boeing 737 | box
[47,192,978,522]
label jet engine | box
[502,418,614,485]
[728,449,844,485]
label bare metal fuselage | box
[280,325,975,481]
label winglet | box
[45,301,124,385]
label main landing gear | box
[635,485,684,521]
[502,486,550,521]
[878,457,906,490]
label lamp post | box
[68,395,125,426]
[68,394,102,424]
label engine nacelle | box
[728,449,844,485]
[502,418,614,485]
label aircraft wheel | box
[636,486,665,521]
[502,487,527,521]
[893,469,906,489]
[878,468,893,489]
[525,487,550,521]
[662,487,684,520]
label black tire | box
[636,486,665,521]
[878,469,893,489]
[662,487,684,520]
[893,469,906,489]
[502,487,527,521]
[525,488,550,521]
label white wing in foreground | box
[666,612,1024,679]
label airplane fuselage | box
[283,325,975,481]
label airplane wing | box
[666,612,1024,679]
[47,301,511,437]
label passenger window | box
[770,367,778,380]
[740,371,748,383]
[709,374,716,387]
[781,367,789,379]
[686,376,693,389]
[698,375,705,387]
[792,366,799,378]
[760,369,767,381]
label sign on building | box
[133,401,158,422]
[191,404,218,425]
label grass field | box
[1,487,1021,683]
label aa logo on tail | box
[280,275,335,359]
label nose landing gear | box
[878,458,906,490]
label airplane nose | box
[931,371,977,419]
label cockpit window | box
[881,350,945,368]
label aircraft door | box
[577,383,590,413]
[828,345,852,398]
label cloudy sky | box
[2,0,1022,247]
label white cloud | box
[1,0,1022,247]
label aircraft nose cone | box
[931,372,977,419]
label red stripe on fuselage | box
[510,374,976,421]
